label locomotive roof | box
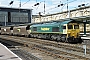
[31,20,74,27]
[61,20,72,25]
[2,19,79,27]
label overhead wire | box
[22,0,30,7]
[45,0,77,12]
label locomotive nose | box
[71,30,77,38]
[67,30,77,38]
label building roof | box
[0,7,32,12]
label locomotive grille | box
[33,27,37,31]
[52,27,59,32]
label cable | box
[22,0,30,6]
[34,0,78,14]
[45,0,77,13]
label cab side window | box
[63,26,66,29]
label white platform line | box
[0,43,22,60]
[81,37,90,40]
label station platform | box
[0,43,22,60]
[80,33,90,40]
[81,36,90,40]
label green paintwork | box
[31,31,63,34]
[30,20,73,34]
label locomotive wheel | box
[61,35,67,42]
[56,35,61,42]
[67,37,73,43]
[78,37,83,44]
[50,35,55,40]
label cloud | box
[0,0,20,8]
[0,0,90,15]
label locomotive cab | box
[61,20,82,43]
[67,23,80,38]
[66,23,82,43]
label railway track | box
[0,38,41,60]
[0,35,90,60]
[7,35,90,54]
[9,47,41,60]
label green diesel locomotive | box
[30,20,82,43]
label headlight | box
[67,32,70,34]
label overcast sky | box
[0,0,90,15]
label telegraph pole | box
[5,16,6,26]
[67,0,68,12]
[19,0,21,7]
[67,0,70,18]
[44,0,45,14]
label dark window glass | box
[0,28,1,30]
[26,25,30,30]
[11,12,28,22]
[68,25,73,29]
[10,27,13,30]
[63,26,66,29]
[33,27,37,31]
[74,25,79,29]
[52,27,59,32]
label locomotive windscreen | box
[74,25,79,29]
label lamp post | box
[34,1,46,22]
[34,0,46,14]
[67,0,68,12]
[19,0,21,7]
[78,4,86,36]
[5,16,6,26]
[66,0,71,18]
[44,0,45,14]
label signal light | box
[57,4,63,7]
[37,3,39,5]
[58,5,60,7]
[9,1,14,5]
[34,3,39,6]
[78,4,85,7]
[61,4,63,6]
[82,4,85,6]
[78,5,81,7]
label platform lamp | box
[78,4,87,36]
[34,0,46,14]
[5,1,14,26]
[4,16,6,26]
[9,1,14,5]
[78,4,85,7]
[19,0,21,7]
